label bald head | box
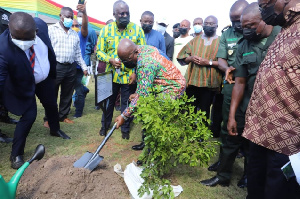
[180,19,191,28]
[241,2,261,22]
[193,17,203,26]
[117,38,137,61]
[113,0,129,13]
[230,0,249,22]
[9,12,36,41]
[204,15,218,25]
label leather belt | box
[57,62,73,65]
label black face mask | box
[203,26,216,37]
[232,21,243,34]
[119,16,130,27]
[142,24,153,33]
[243,28,261,41]
[173,31,180,38]
[261,4,286,26]
[123,60,137,69]
[179,27,188,35]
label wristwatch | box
[209,59,213,66]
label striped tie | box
[29,46,35,73]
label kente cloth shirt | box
[96,21,145,84]
[242,4,300,156]
[24,36,50,84]
[48,22,87,71]
[122,45,186,118]
[145,29,166,53]
[177,34,222,88]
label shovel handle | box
[87,123,117,163]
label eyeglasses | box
[117,12,130,17]
[72,24,79,28]
[259,0,277,12]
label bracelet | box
[121,114,128,121]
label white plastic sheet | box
[114,162,183,199]
[289,152,300,185]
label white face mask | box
[77,17,83,25]
[156,24,167,35]
[193,25,203,34]
[11,37,35,51]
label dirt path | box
[17,156,130,199]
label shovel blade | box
[73,152,94,168]
[84,155,104,171]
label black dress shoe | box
[136,160,143,166]
[1,116,19,124]
[50,129,71,139]
[200,176,230,187]
[122,131,130,140]
[99,129,106,136]
[10,155,24,169]
[0,132,13,143]
[132,142,145,150]
[208,161,220,172]
[237,174,247,188]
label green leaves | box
[134,87,219,198]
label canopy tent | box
[0,0,106,32]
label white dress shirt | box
[25,36,50,84]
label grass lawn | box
[0,79,247,199]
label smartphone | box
[281,161,296,181]
[78,0,85,4]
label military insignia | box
[228,50,233,55]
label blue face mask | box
[62,18,73,29]
[193,25,203,33]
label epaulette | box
[221,24,232,33]
[237,37,245,45]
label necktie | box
[29,46,35,73]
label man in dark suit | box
[0,12,70,169]
[156,18,174,61]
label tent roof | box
[0,0,105,31]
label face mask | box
[62,18,73,28]
[203,26,216,37]
[142,24,153,33]
[77,17,82,25]
[232,21,243,33]
[173,31,180,38]
[243,28,261,41]
[179,27,188,35]
[119,16,130,27]
[123,60,137,69]
[72,27,80,32]
[193,25,203,34]
[156,24,167,35]
[11,37,35,51]
[261,3,287,26]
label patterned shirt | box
[96,22,145,84]
[243,3,300,156]
[177,34,222,88]
[48,22,87,71]
[122,45,186,117]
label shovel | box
[73,122,117,171]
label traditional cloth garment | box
[243,3,300,156]
[122,45,186,117]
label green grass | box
[0,79,247,199]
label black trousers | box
[186,86,215,119]
[101,82,136,133]
[210,92,223,138]
[12,77,60,156]
[247,142,300,199]
[55,62,77,120]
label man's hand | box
[115,115,125,129]
[129,93,138,101]
[83,70,88,76]
[109,58,122,68]
[77,2,87,14]
[225,66,236,84]
[227,117,238,136]
[129,73,136,84]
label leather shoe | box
[200,176,230,187]
[122,131,130,140]
[208,161,220,172]
[99,129,106,136]
[10,155,24,169]
[61,118,74,124]
[132,142,145,150]
[136,160,143,166]
[0,132,13,143]
[1,116,19,124]
[237,174,247,188]
[50,129,71,139]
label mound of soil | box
[17,156,129,199]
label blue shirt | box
[145,29,166,53]
[84,25,97,66]
[77,31,88,69]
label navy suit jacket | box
[0,18,56,116]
